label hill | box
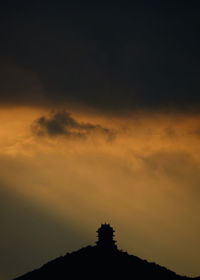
[14,224,200,280]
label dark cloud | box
[0,57,45,106]
[0,3,200,113]
[32,111,115,140]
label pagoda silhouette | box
[96,223,117,249]
[13,223,200,280]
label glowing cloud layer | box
[1,107,200,278]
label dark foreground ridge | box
[14,224,200,280]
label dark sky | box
[1,2,200,112]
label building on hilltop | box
[96,223,117,249]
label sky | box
[1,2,200,279]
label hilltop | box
[14,224,200,280]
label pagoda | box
[96,223,117,249]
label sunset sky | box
[1,2,200,279]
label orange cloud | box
[1,107,200,277]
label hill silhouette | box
[14,224,200,280]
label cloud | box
[32,110,115,140]
[0,5,200,114]
[2,108,200,276]
[0,57,45,106]
[140,151,200,189]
